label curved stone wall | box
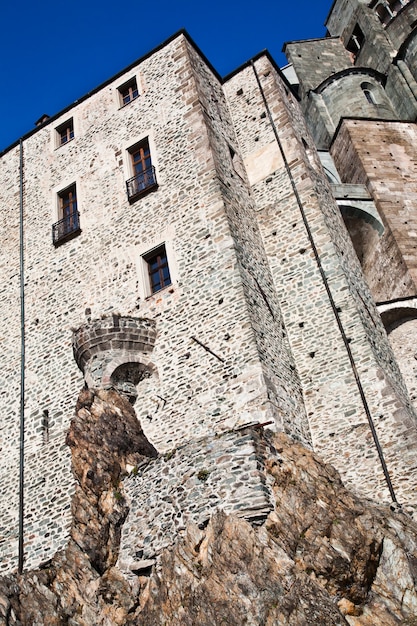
[72,316,157,396]
[317,71,396,132]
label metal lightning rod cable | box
[18,138,26,573]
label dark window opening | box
[376,3,394,24]
[361,82,378,104]
[126,138,157,202]
[346,24,365,61]
[53,184,81,246]
[56,119,74,146]
[363,89,376,104]
[143,245,171,294]
[118,77,139,106]
[389,0,407,11]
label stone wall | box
[223,55,417,512]
[284,38,352,96]
[1,3,417,577]
[331,119,417,299]
[0,34,307,574]
[185,41,310,444]
[118,426,275,578]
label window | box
[56,119,74,146]
[361,82,377,104]
[143,245,171,294]
[52,184,81,246]
[389,0,407,11]
[376,3,394,25]
[118,77,139,106]
[346,24,365,62]
[126,138,157,202]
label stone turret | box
[73,316,157,403]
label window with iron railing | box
[126,138,158,202]
[53,184,81,246]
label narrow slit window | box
[361,82,377,104]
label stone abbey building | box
[1,0,417,574]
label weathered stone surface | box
[135,435,417,625]
[3,11,417,574]
[66,387,157,574]
[0,391,415,625]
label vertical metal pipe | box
[18,138,25,573]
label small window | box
[56,119,74,146]
[143,245,171,294]
[126,138,157,202]
[376,3,394,25]
[52,184,81,246]
[118,77,139,106]
[388,0,407,11]
[361,82,377,104]
[346,24,365,61]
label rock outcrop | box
[0,388,416,625]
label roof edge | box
[222,49,301,100]
[330,115,412,149]
[0,29,224,158]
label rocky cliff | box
[0,388,416,625]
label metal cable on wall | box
[18,138,26,573]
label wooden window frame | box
[130,140,151,175]
[56,118,74,147]
[52,183,80,246]
[59,185,77,219]
[118,77,139,107]
[126,137,157,202]
[143,245,172,295]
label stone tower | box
[0,1,417,574]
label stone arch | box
[340,207,380,263]
[398,27,417,83]
[379,301,417,404]
[379,303,417,331]
[339,203,384,237]
[339,203,388,299]
[375,2,394,25]
[103,357,159,405]
[339,203,384,269]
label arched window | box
[375,3,393,25]
[361,82,377,104]
[388,0,407,12]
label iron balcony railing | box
[52,211,81,246]
[126,166,157,202]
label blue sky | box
[1,0,331,151]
